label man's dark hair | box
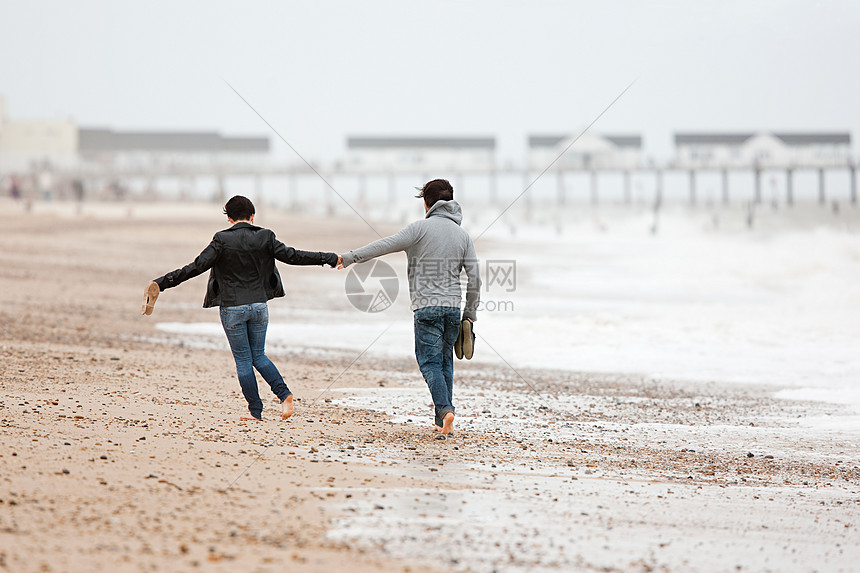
[415,179,454,207]
[223,195,255,221]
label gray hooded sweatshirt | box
[341,200,481,321]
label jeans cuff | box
[436,406,454,425]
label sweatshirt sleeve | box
[153,238,221,291]
[461,237,481,322]
[341,224,420,267]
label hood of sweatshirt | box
[425,200,463,226]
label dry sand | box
[1,199,858,573]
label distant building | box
[345,136,496,171]
[78,128,270,170]
[0,96,78,173]
[0,96,270,175]
[674,132,852,168]
[527,133,643,170]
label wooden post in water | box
[556,166,565,206]
[522,169,532,221]
[721,168,729,205]
[388,172,396,204]
[590,170,598,205]
[623,170,631,204]
[754,164,762,204]
[288,170,297,209]
[786,168,794,206]
[818,168,826,205]
[689,169,696,205]
[851,165,857,205]
[489,166,498,204]
[358,173,367,204]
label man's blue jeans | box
[220,303,290,419]
[413,306,461,427]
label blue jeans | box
[220,303,290,419]
[413,306,461,427]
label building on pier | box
[344,136,496,172]
[77,128,270,171]
[527,132,644,170]
[674,132,852,168]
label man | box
[338,179,480,438]
[142,195,339,421]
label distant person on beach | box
[142,195,339,421]
[9,176,21,201]
[337,179,481,438]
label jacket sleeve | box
[153,238,221,291]
[273,238,338,267]
[461,237,481,322]
[341,224,420,267]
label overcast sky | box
[2,0,858,163]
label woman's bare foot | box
[240,415,262,421]
[441,412,455,435]
[281,395,294,420]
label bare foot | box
[441,412,454,435]
[434,425,443,433]
[281,395,294,420]
[240,415,262,421]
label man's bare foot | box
[281,394,294,420]
[441,412,454,435]
[240,415,262,421]
[434,425,443,433]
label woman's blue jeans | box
[413,306,461,427]
[220,303,290,419]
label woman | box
[142,195,338,421]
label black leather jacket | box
[154,222,337,308]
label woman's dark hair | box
[415,178,454,207]
[223,195,255,221]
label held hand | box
[336,255,344,270]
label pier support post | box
[689,169,696,205]
[490,167,498,204]
[288,171,297,209]
[818,168,826,205]
[623,170,631,204]
[557,167,565,206]
[721,169,729,204]
[388,172,396,204]
[358,173,367,203]
[851,165,857,205]
[523,170,532,220]
[754,166,762,204]
[786,168,794,206]
[590,170,598,205]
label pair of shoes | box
[454,319,475,360]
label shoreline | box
[1,204,858,572]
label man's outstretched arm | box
[339,224,419,268]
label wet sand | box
[1,199,858,572]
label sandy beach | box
[1,199,859,573]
